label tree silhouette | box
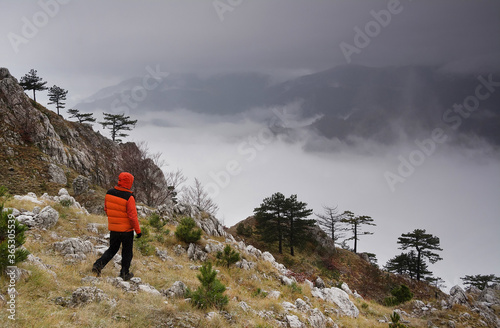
[47,85,68,115]
[316,205,345,251]
[180,178,219,215]
[461,274,500,290]
[397,229,442,281]
[254,192,314,256]
[254,192,287,254]
[384,251,431,280]
[19,69,47,102]
[284,194,314,256]
[67,108,96,124]
[341,211,375,253]
[100,112,137,142]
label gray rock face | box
[161,281,187,298]
[48,164,67,185]
[315,277,326,288]
[449,285,468,306]
[308,308,327,328]
[53,237,94,262]
[285,315,305,328]
[36,206,59,229]
[236,259,256,270]
[68,286,116,307]
[187,243,207,262]
[73,175,90,195]
[311,287,359,318]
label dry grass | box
[1,197,491,328]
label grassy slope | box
[0,196,490,327]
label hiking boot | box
[120,272,134,281]
[92,265,101,277]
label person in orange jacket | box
[92,172,141,280]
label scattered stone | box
[340,282,353,295]
[53,237,94,263]
[280,275,295,286]
[311,287,359,318]
[282,301,297,312]
[155,247,168,261]
[173,244,186,256]
[239,301,252,312]
[236,259,256,270]
[204,240,224,253]
[68,286,116,307]
[36,206,59,229]
[267,290,281,299]
[187,243,207,262]
[308,308,327,328]
[449,285,469,306]
[315,277,325,288]
[48,164,67,185]
[285,314,305,328]
[295,298,310,312]
[26,254,56,278]
[73,175,90,195]
[161,281,187,298]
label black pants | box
[93,231,134,275]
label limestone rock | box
[341,282,353,295]
[36,206,59,229]
[53,237,94,262]
[68,286,116,307]
[285,315,305,328]
[48,164,67,185]
[311,287,359,318]
[315,277,326,288]
[162,281,187,298]
[72,175,90,195]
[187,243,207,262]
[449,285,469,306]
[236,259,256,270]
[308,308,327,328]
[295,298,310,313]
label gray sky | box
[1,0,499,291]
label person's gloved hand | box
[136,233,142,239]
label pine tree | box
[385,251,432,280]
[100,112,137,142]
[284,194,314,256]
[47,85,68,115]
[254,192,314,256]
[216,245,240,268]
[67,108,96,124]
[397,229,442,281]
[461,274,500,290]
[187,262,228,309]
[254,192,287,254]
[19,69,47,102]
[341,211,375,253]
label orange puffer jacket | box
[104,172,141,234]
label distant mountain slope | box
[77,65,500,146]
[0,67,160,198]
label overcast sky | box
[1,0,500,291]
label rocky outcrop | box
[161,281,187,298]
[311,287,359,318]
[55,286,116,308]
[187,243,208,262]
[0,67,166,195]
[53,238,94,263]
